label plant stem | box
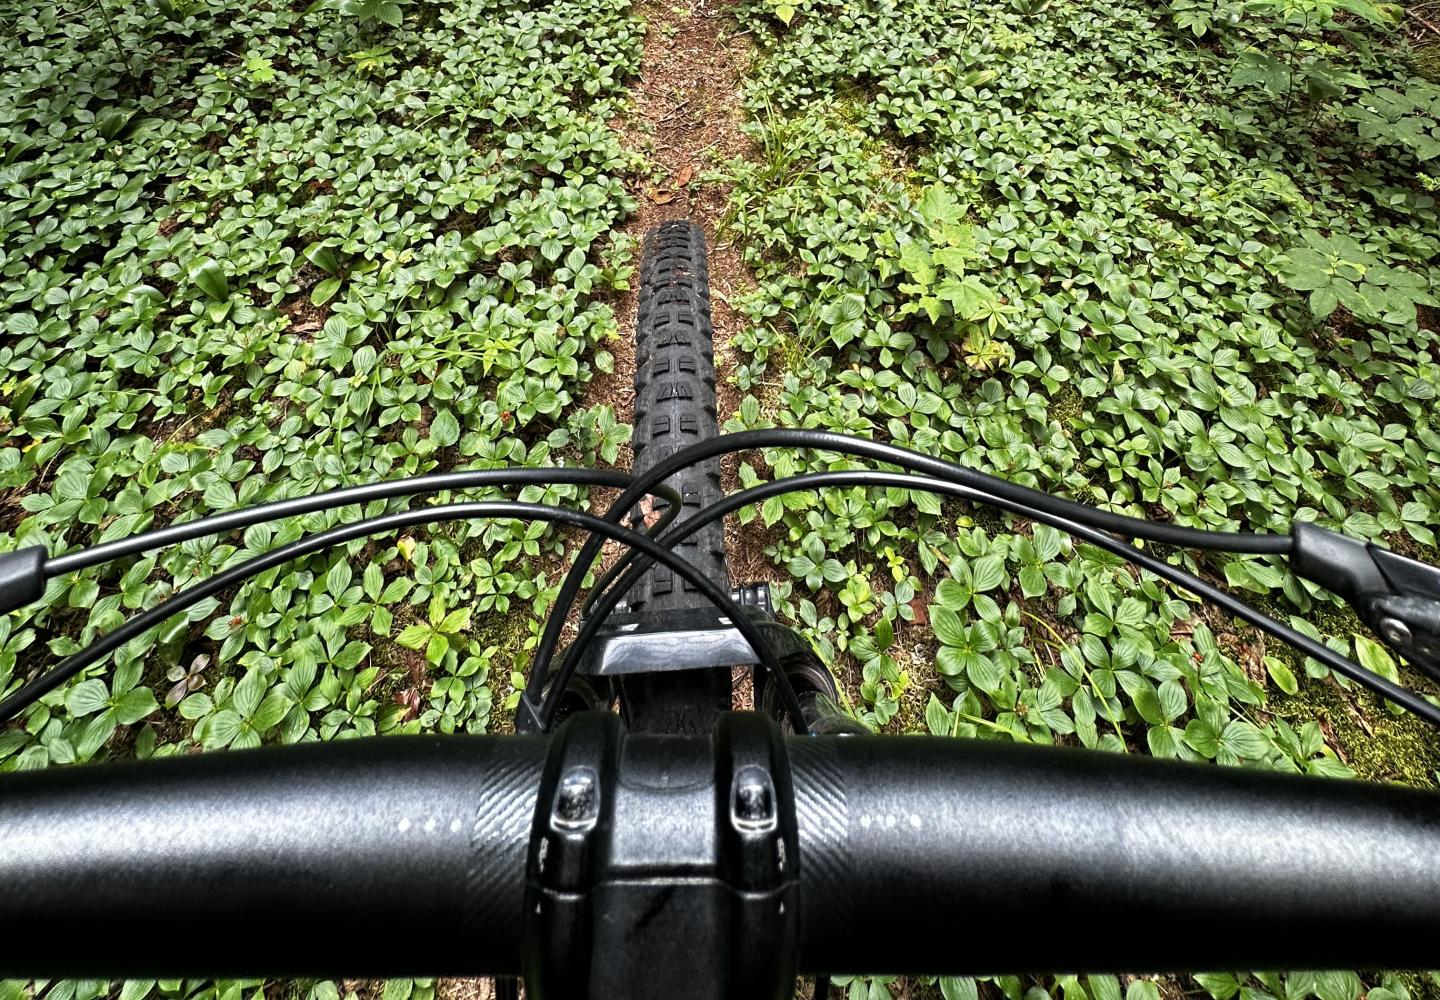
[94,0,137,83]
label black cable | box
[583,437,1289,628]
[527,430,1294,722]
[45,469,682,577]
[540,472,991,728]
[0,501,805,733]
[543,470,1440,732]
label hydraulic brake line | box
[539,470,1440,732]
[540,472,996,729]
[42,469,683,577]
[525,430,1295,728]
[578,435,1290,622]
[0,502,807,733]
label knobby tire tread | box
[622,220,731,731]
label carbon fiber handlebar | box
[4,716,1440,984]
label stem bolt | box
[733,766,775,828]
[554,768,598,828]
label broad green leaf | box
[431,408,461,448]
[397,623,432,650]
[251,691,293,731]
[234,668,267,719]
[925,693,952,736]
[304,243,341,273]
[936,645,968,677]
[114,687,159,725]
[930,605,968,647]
[364,562,385,600]
[1132,681,1166,726]
[935,578,971,611]
[920,183,964,228]
[78,714,117,757]
[1183,718,1221,758]
[970,554,1005,592]
[1019,564,1047,598]
[899,241,935,284]
[968,654,1003,693]
[874,615,894,650]
[1354,634,1399,682]
[1220,719,1271,761]
[1193,974,1240,1000]
[327,560,354,596]
[96,108,133,139]
[1157,679,1187,721]
[179,693,214,720]
[439,608,471,633]
[1265,656,1299,695]
[936,275,995,320]
[206,710,245,748]
[65,678,111,717]
[311,277,342,305]
[1314,971,1362,1000]
[190,258,229,300]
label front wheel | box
[619,220,732,733]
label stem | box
[1283,12,1307,115]
[956,710,1032,742]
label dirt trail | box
[603,0,755,424]
[439,17,771,994]
[586,0,778,591]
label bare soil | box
[549,0,780,716]
[585,0,780,609]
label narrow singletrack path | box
[598,0,756,454]
[584,0,778,632]
[441,14,769,997]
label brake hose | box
[527,430,1294,726]
[0,501,807,732]
[43,468,682,577]
[539,469,1440,732]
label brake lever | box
[1291,522,1440,682]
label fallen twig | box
[658,98,691,124]
[1408,7,1440,38]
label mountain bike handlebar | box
[0,736,543,978]
[5,716,1440,984]
[5,435,1440,993]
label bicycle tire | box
[621,220,731,731]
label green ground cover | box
[2,0,641,988]
[1,0,643,766]
[722,0,1440,992]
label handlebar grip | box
[791,735,1440,975]
[0,736,546,978]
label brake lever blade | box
[1291,522,1440,682]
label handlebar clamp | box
[524,711,799,1000]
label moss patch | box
[1273,675,1440,786]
